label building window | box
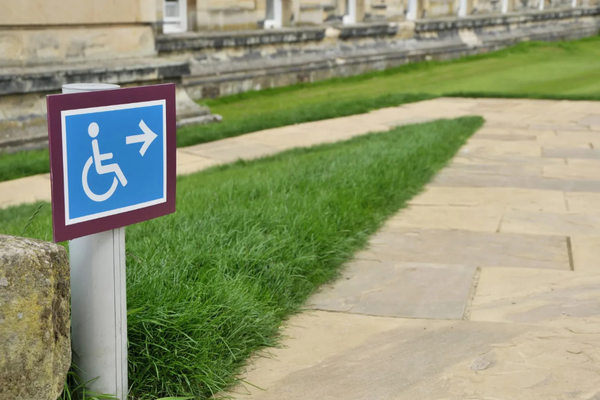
[265,0,283,28]
[164,0,188,33]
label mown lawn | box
[204,35,600,122]
[1,35,599,183]
[1,117,483,399]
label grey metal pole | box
[62,83,129,400]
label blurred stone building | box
[2,0,599,66]
[0,0,599,150]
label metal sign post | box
[70,227,128,398]
[47,83,177,399]
[62,83,127,399]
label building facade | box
[0,0,599,151]
[2,0,598,67]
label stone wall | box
[0,26,156,67]
[0,5,598,150]
[153,8,600,99]
[0,0,597,67]
[0,0,157,25]
[188,0,600,29]
[0,0,158,66]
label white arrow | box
[126,120,157,156]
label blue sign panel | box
[61,100,166,225]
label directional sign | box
[47,84,176,242]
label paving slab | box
[529,123,591,131]
[473,133,537,141]
[543,147,600,160]
[182,137,280,162]
[565,192,600,213]
[176,150,221,175]
[544,158,600,181]
[474,127,554,136]
[433,167,600,193]
[459,138,542,157]
[224,311,407,399]
[308,262,476,320]
[446,160,544,177]
[387,204,504,232]
[571,236,600,272]
[540,131,600,148]
[500,208,600,236]
[409,186,567,213]
[230,318,600,400]
[578,114,600,127]
[471,267,600,325]
[0,174,51,208]
[356,228,570,270]
[452,154,565,166]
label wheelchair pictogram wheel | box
[82,156,119,202]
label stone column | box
[195,0,211,30]
[418,0,429,18]
[187,0,197,30]
[155,0,165,34]
[356,0,366,21]
[406,0,419,19]
[458,0,468,16]
[467,0,476,13]
[282,0,294,25]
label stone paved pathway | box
[4,98,600,398]
[218,98,600,400]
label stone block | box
[0,26,155,67]
[543,147,600,160]
[308,261,476,319]
[234,318,600,400]
[571,236,600,272]
[183,137,279,162]
[410,186,567,213]
[566,192,600,213]
[0,174,51,209]
[0,235,71,400]
[433,166,600,193]
[459,138,542,157]
[471,267,600,325]
[388,203,504,232]
[0,0,153,25]
[500,208,600,236]
[543,159,600,181]
[578,114,600,127]
[357,228,570,270]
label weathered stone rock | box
[0,235,70,400]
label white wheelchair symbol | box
[82,120,158,202]
[82,122,128,202]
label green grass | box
[0,116,483,399]
[202,35,600,120]
[1,36,599,183]
[0,148,50,182]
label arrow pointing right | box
[126,120,158,156]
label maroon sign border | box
[47,83,177,243]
